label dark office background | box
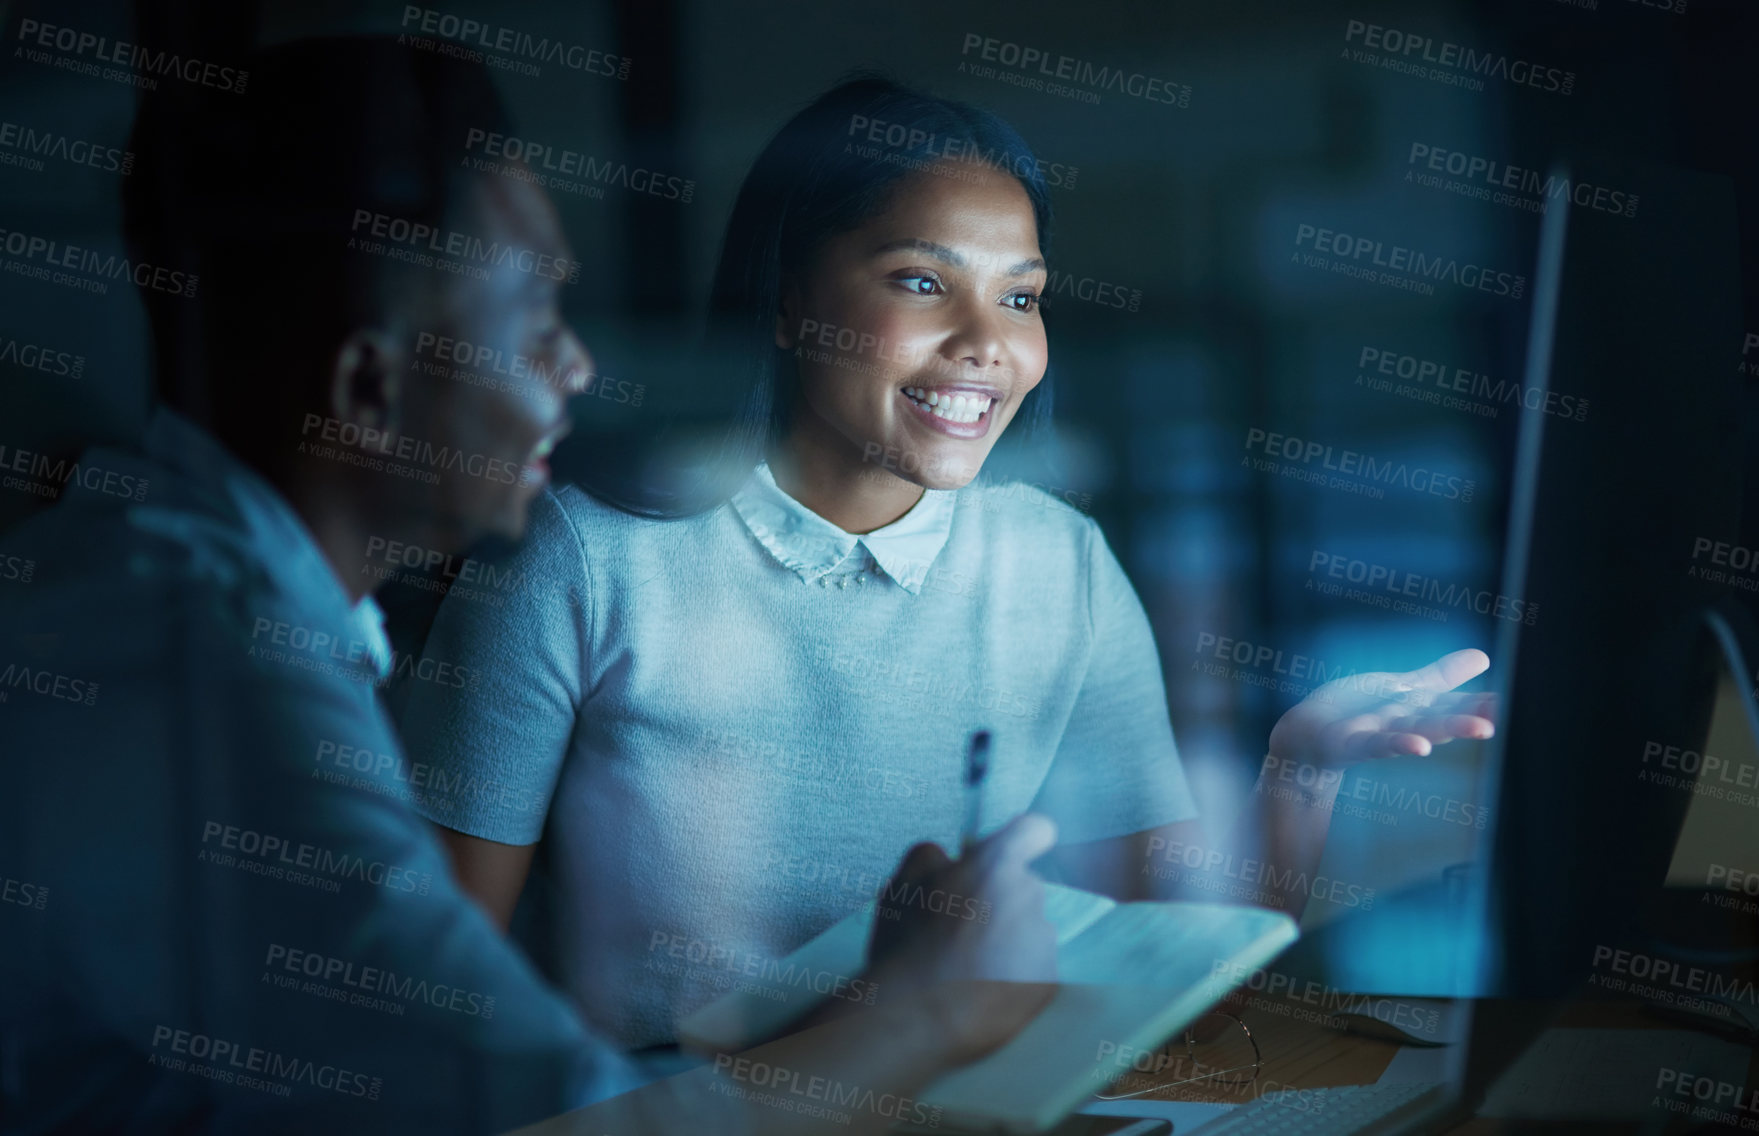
[3,0,1755,917]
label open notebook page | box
[918,903,1298,1134]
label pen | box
[961,729,991,856]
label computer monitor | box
[1263,156,1744,1126]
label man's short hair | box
[122,36,514,448]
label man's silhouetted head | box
[123,36,590,548]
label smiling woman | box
[679,74,1061,522]
[391,76,1204,1049]
[391,74,1497,1053]
[770,156,1050,531]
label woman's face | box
[778,160,1048,490]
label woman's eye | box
[896,275,942,296]
[1005,291,1042,313]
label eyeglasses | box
[1092,1011,1262,1100]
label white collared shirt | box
[731,462,956,594]
[398,465,1197,1048]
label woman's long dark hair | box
[580,74,1057,517]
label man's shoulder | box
[0,486,360,691]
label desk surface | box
[1092,988,1759,1134]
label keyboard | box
[1188,1081,1445,1134]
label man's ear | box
[775,279,804,351]
[327,329,405,442]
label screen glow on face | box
[786,161,1048,491]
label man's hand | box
[1268,647,1497,769]
[865,814,1060,1064]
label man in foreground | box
[0,35,1053,1134]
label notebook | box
[679,884,1299,1134]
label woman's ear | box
[774,279,804,351]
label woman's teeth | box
[904,387,992,425]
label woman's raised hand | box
[1268,647,1497,770]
